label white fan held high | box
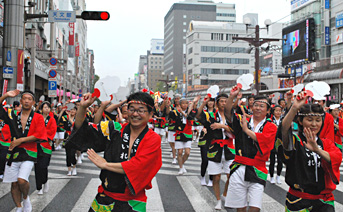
[94,76,121,102]
[305,81,330,100]
[291,84,304,96]
[236,74,254,90]
[207,85,219,98]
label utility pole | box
[28,28,37,93]
[233,25,281,95]
[2,0,25,98]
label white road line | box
[146,177,165,212]
[177,176,214,212]
[71,178,101,212]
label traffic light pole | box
[233,25,280,96]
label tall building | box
[164,0,236,87]
[138,55,147,91]
[186,21,253,90]
[147,39,164,91]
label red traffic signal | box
[81,11,110,21]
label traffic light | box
[81,11,110,21]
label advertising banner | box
[17,50,24,91]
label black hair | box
[254,95,271,110]
[21,90,35,100]
[127,91,154,113]
[278,98,285,105]
[40,101,51,110]
[13,101,20,108]
[216,93,228,103]
[297,104,324,135]
[248,96,255,101]
[272,105,282,114]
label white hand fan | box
[39,95,45,102]
[52,99,57,106]
[207,85,219,98]
[305,81,330,100]
[291,84,304,96]
[70,99,78,103]
[329,104,340,110]
[66,103,75,110]
[94,76,121,102]
[272,92,280,104]
[236,74,254,90]
[168,90,174,100]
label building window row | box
[188,47,193,54]
[216,13,236,17]
[188,58,193,65]
[201,46,245,53]
[201,68,249,75]
[211,33,239,41]
[201,57,249,64]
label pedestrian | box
[54,103,65,150]
[269,105,283,184]
[0,90,47,212]
[34,101,57,195]
[65,91,162,212]
[224,85,277,212]
[277,91,342,211]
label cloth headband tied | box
[21,92,35,100]
[253,100,270,107]
[128,100,154,109]
[297,113,325,117]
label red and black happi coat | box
[65,121,162,203]
[198,109,235,162]
[230,111,277,186]
[0,106,47,163]
[275,126,341,201]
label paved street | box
[1,142,343,212]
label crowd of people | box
[0,85,342,212]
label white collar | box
[249,116,266,133]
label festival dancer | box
[269,105,283,184]
[329,104,343,151]
[196,97,216,187]
[196,94,235,210]
[313,97,335,143]
[0,90,47,212]
[65,92,162,212]
[64,106,78,176]
[34,101,57,195]
[277,91,342,211]
[224,86,277,212]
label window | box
[183,15,187,18]
[188,58,193,65]
[183,22,186,26]
[188,47,193,54]
[183,29,187,33]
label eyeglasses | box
[128,108,148,115]
[253,103,267,109]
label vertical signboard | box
[325,27,330,45]
[68,22,75,57]
[17,50,24,91]
[75,42,80,57]
[336,11,343,28]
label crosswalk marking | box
[177,176,215,211]
[9,178,70,212]
[71,178,100,212]
[146,177,165,212]
[0,142,342,212]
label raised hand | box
[230,85,241,98]
[81,93,97,108]
[285,91,293,100]
[237,92,243,99]
[6,89,20,98]
[293,91,309,110]
[101,100,111,108]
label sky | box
[86,0,291,86]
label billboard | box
[291,0,316,12]
[150,39,164,55]
[282,18,315,66]
[336,11,343,28]
[260,54,273,75]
